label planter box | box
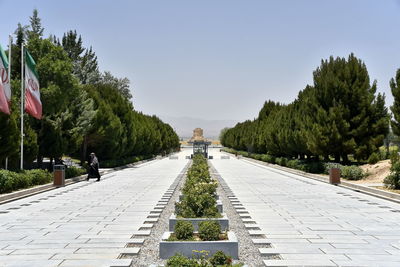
[175,200,223,214]
[159,231,238,259]
[169,214,229,232]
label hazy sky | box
[1,0,400,123]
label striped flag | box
[0,44,10,114]
[24,49,41,119]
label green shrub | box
[323,162,343,174]
[261,154,275,164]
[303,161,325,173]
[12,172,31,190]
[341,165,364,180]
[367,152,380,165]
[209,250,232,266]
[166,253,195,266]
[174,220,194,240]
[101,155,148,168]
[0,170,17,193]
[176,193,219,218]
[384,159,400,189]
[25,169,52,185]
[276,157,286,166]
[198,220,221,241]
[0,169,52,194]
[287,159,301,169]
[65,166,86,179]
[178,154,220,218]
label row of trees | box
[221,54,390,163]
[0,9,180,169]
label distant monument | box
[188,128,211,158]
[189,128,206,142]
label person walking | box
[87,152,101,181]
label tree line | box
[0,9,180,169]
[221,54,391,163]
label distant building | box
[188,128,211,158]
[189,128,206,142]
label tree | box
[100,71,132,100]
[390,69,400,137]
[28,9,44,40]
[78,46,100,84]
[62,30,84,61]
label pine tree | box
[28,9,44,40]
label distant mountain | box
[159,116,237,140]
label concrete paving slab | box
[210,148,400,267]
[0,151,189,266]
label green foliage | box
[384,155,400,189]
[198,220,221,241]
[176,155,220,218]
[390,69,400,137]
[176,192,219,218]
[275,157,287,167]
[340,166,365,180]
[174,220,194,240]
[101,155,148,168]
[367,152,380,165]
[209,251,232,266]
[221,54,389,163]
[26,169,52,185]
[166,252,241,267]
[65,166,86,179]
[0,10,180,170]
[166,254,195,267]
[0,169,51,194]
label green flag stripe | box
[25,49,39,78]
[0,44,9,69]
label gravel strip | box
[209,163,265,267]
[129,162,191,267]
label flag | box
[24,49,41,119]
[0,44,10,114]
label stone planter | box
[159,231,238,259]
[175,200,223,214]
[169,214,229,231]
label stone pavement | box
[209,148,400,267]
[0,152,189,267]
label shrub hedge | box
[176,154,221,218]
[101,155,151,168]
[65,166,86,179]
[0,169,52,194]
[222,148,365,180]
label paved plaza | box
[0,152,189,267]
[210,148,400,267]
[2,148,400,266]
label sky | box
[1,0,400,123]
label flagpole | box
[5,35,12,170]
[20,44,24,170]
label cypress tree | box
[390,69,400,137]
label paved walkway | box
[209,148,400,267]
[0,152,189,267]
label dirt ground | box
[353,159,391,184]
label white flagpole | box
[5,35,12,170]
[20,44,24,170]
